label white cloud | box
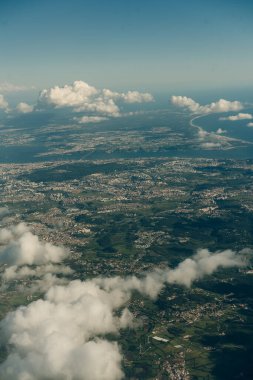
[171,96,201,113]
[216,128,226,134]
[101,89,154,103]
[171,95,243,114]
[39,80,154,118]
[166,248,245,287]
[40,81,99,109]
[121,91,154,103]
[0,94,9,111]
[95,248,246,294]
[220,113,253,121]
[0,223,67,267]
[0,224,70,287]
[76,116,108,124]
[0,280,128,380]
[247,122,253,127]
[16,102,34,114]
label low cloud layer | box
[0,280,128,380]
[76,115,108,124]
[0,223,67,266]
[0,223,69,284]
[0,225,247,380]
[94,248,246,293]
[39,80,154,119]
[16,102,34,114]
[171,95,243,114]
[166,248,245,287]
[220,113,253,121]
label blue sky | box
[0,0,253,92]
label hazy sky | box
[0,0,252,91]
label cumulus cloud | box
[166,248,245,287]
[16,102,34,114]
[0,94,9,111]
[39,80,154,118]
[216,128,226,134]
[0,280,129,380]
[76,116,108,124]
[247,122,253,127]
[220,113,253,121]
[121,90,154,103]
[0,243,246,380]
[171,96,201,113]
[0,223,67,267]
[0,223,70,287]
[40,81,98,109]
[171,95,243,114]
[101,88,154,103]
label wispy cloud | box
[0,83,35,93]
